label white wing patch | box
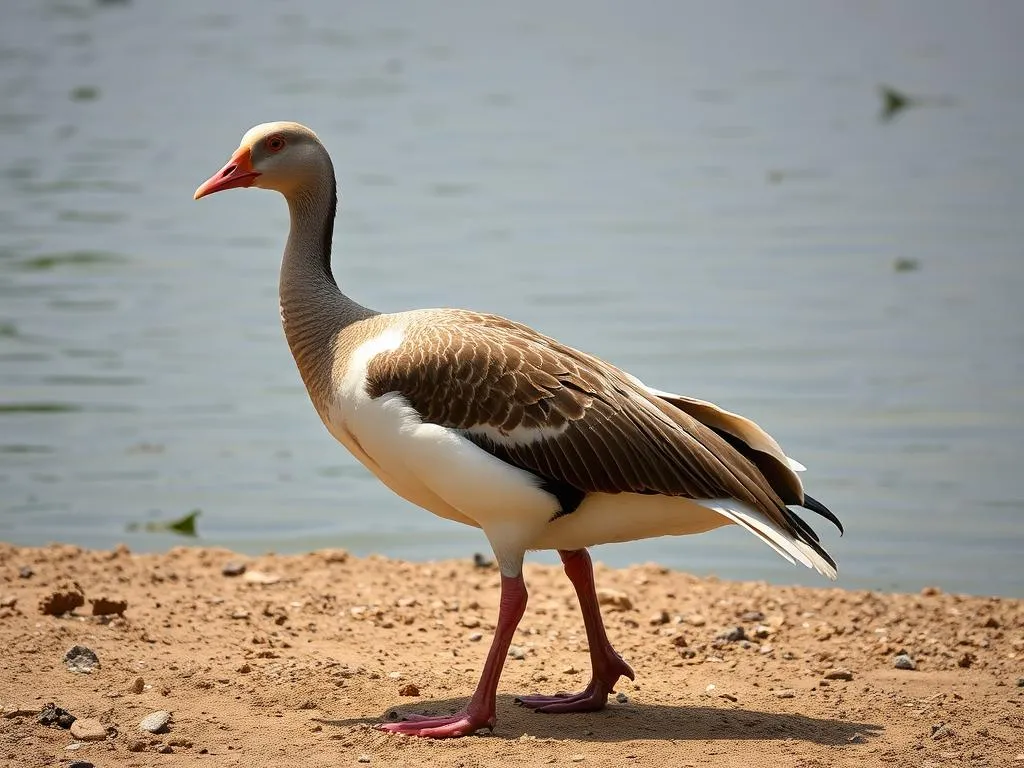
[464,422,570,446]
[697,498,837,581]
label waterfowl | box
[194,121,843,739]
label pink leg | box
[515,548,634,713]
[378,573,527,738]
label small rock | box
[460,616,481,629]
[18,565,34,578]
[894,654,916,670]
[90,597,128,616]
[571,756,585,763]
[740,611,765,622]
[508,645,526,661]
[68,762,95,768]
[931,723,955,740]
[615,692,629,704]
[957,652,975,669]
[920,585,941,596]
[237,663,252,673]
[357,755,371,764]
[716,626,746,642]
[38,703,76,729]
[243,570,281,585]
[472,553,494,569]
[596,588,633,612]
[39,584,85,615]
[823,669,854,681]
[63,645,100,674]
[230,609,250,620]
[0,596,16,609]
[848,733,866,744]
[69,718,107,741]
[774,689,796,699]
[753,625,772,639]
[1016,677,1024,687]
[671,634,688,648]
[468,632,483,642]
[982,616,1000,629]
[157,745,173,754]
[168,737,193,748]
[687,613,707,627]
[649,610,670,626]
[221,561,247,577]
[139,710,171,734]
[562,665,580,675]
[127,739,147,752]
[399,683,420,696]
[131,676,145,694]
[387,671,402,680]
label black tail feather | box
[801,494,844,536]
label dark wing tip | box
[801,493,844,536]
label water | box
[1,0,1021,597]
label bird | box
[194,121,843,739]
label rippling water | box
[1,0,1022,596]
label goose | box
[194,122,843,739]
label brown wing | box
[364,311,790,525]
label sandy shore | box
[0,543,1021,767]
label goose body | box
[195,122,843,738]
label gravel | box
[63,645,99,674]
[221,561,247,577]
[139,710,171,734]
[69,718,107,741]
[893,654,916,670]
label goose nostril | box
[222,165,237,177]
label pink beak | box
[194,147,260,200]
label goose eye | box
[265,135,286,153]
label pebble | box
[69,718,107,741]
[221,561,247,577]
[68,762,95,768]
[0,596,16,609]
[63,645,100,674]
[774,689,797,699]
[18,565,33,579]
[596,588,633,612]
[38,703,76,729]
[823,669,854,681]
[848,733,866,744]
[931,723,955,740]
[740,610,765,622]
[957,652,975,668]
[570,755,585,763]
[649,610,670,626]
[563,666,580,675]
[687,613,707,627]
[243,570,281,585]
[139,710,171,734]
[90,596,128,616]
[39,585,85,616]
[508,645,526,661]
[131,676,145,694]
[468,632,483,642]
[357,755,371,763]
[398,684,420,696]
[1017,678,1024,687]
[894,654,916,671]
[716,626,746,642]
[472,553,494,569]
[615,692,629,704]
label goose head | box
[194,121,330,200]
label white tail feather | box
[786,457,807,472]
[698,498,838,581]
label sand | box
[0,542,1021,767]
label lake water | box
[1,0,1021,597]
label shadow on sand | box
[315,694,882,745]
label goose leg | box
[515,548,634,713]
[379,572,528,738]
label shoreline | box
[1,542,1021,767]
